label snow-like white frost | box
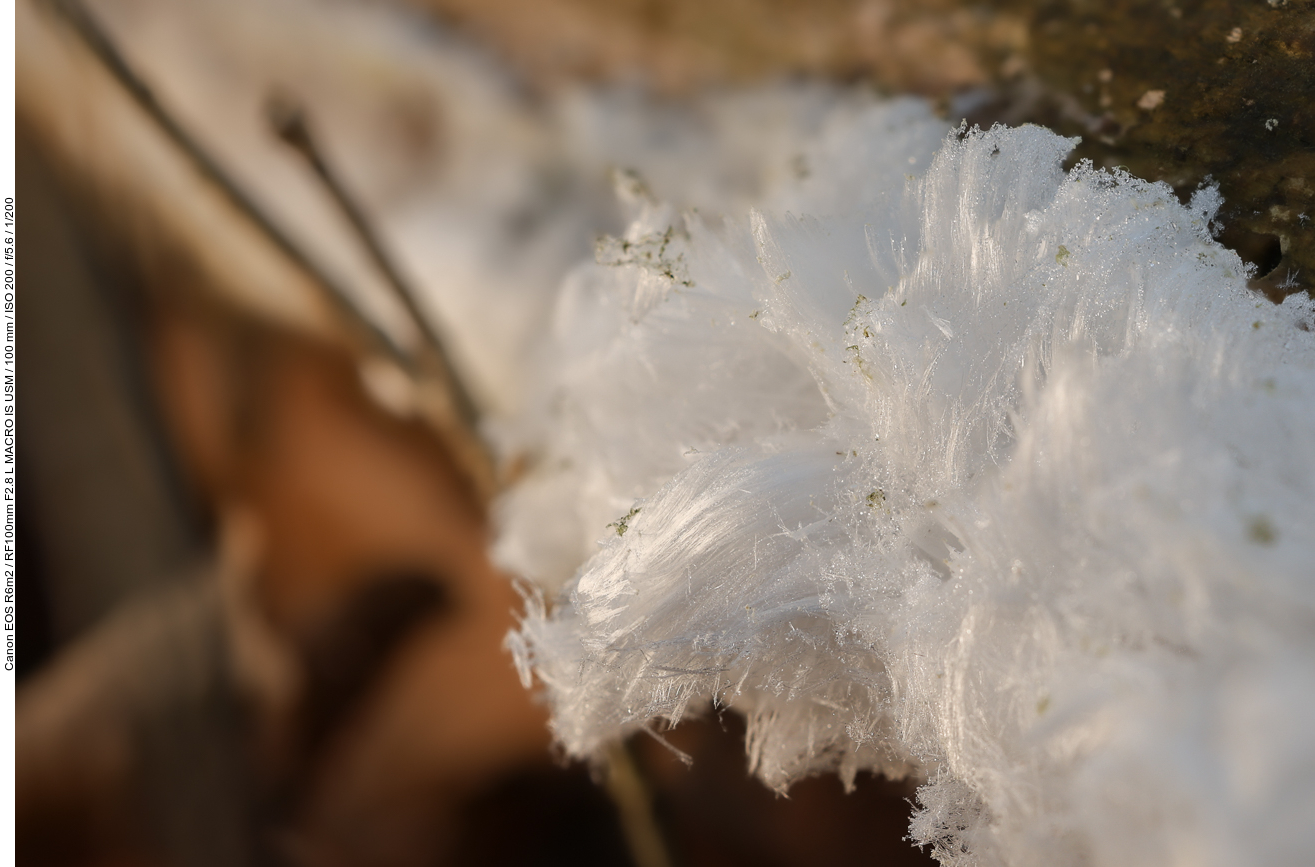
[502,113,1315,866]
[82,1,1315,856]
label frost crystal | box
[501,108,1315,866]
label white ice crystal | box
[81,2,1315,858]
[502,109,1315,866]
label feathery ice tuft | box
[500,113,1315,867]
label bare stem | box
[605,741,678,867]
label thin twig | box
[45,0,409,365]
[46,0,495,499]
[265,93,480,430]
[605,741,678,867]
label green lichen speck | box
[608,506,642,537]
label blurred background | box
[14,0,1312,865]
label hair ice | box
[501,113,1315,866]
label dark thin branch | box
[266,93,481,430]
[45,0,410,365]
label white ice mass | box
[73,1,1315,858]
[500,106,1315,866]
